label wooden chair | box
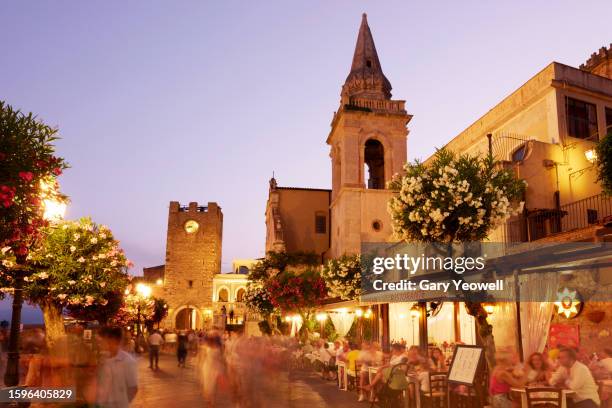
[421,372,448,408]
[525,387,563,408]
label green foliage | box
[0,218,131,312]
[596,131,612,195]
[149,297,169,326]
[0,101,68,255]
[249,251,319,282]
[321,254,362,300]
[388,148,525,243]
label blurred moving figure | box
[96,327,138,408]
[199,332,225,408]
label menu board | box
[447,345,483,386]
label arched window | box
[364,139,384,189]
[236,288,246,302]
[512,144,527,162]
[218,288,228,302]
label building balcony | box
[503,193,612,242]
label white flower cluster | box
[321,255,362,300]
[389,160,520,242]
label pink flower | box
[18,172,33,182]
[58,294,67,300]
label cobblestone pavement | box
[132,353,364,408]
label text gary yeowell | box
[371,279,504,293]
[370,254,503,293]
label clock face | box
[184,220,199,234]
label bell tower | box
[328,14,412,257]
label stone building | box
[262,14,612,354]
[429,45,612,244]
[143,201,223,330]
[264,13,411,258]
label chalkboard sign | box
[447,345,484,386]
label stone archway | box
[174,306,201,330]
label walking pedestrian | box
[147,330,163,370]
[177,332,188,367]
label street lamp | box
[4,193,66,386]
[134,283,151,351]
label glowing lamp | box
[156,278,163,285]
[135,282,152,298]
[484,304,495,315]
[355,308,364,318]
[316,312,327,322]
[410,304,420,319]
[584,149,598,163]
[364,308,373,319]
[43,199,66,222]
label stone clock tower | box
[160,201,223,329]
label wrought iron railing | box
[503,193,612,242]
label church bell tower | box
[328,14,412,257]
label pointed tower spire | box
[342,13,392,100]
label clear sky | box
[1,1,610,321]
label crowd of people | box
[292,338,612,407]
[295,338,451,403]
[490,347,612,408]
[3,323,611,407]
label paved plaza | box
[132,352,363,408]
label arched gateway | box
[174,306,200,330]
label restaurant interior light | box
[156,278,163,285]
[483,304,495,315]
[316,312,327,322]
[355,308,363,318]
[364,308,373,319]
[410,304,420,319]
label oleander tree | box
[388,148,525,369]
[0,101,68,258]
[596,131,612,195]
[1,218,132,346]
[265,269,327,317]
[321,254,362,301]
[245,251,320,318]
[388,148,525,243]
[112,289,155,327]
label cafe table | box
[511,387,575,408]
